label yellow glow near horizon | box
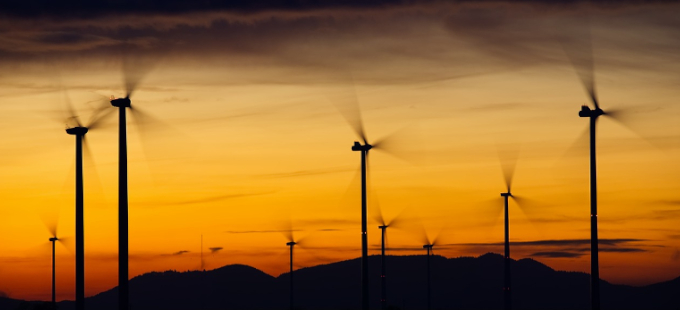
[1,2,680,301]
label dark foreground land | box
[3,253,679,310]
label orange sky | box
[0,1,679,302]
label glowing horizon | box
[0,1,679,302]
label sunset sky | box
[1,0,679,302]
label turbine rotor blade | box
[558,126,590,161]
[366,151,386,226]
[81,135,105,201]
[371,125,422,165]
[57,236,75,254]
[43,217,58,238]
[497,143,520,193]
[63,91,82,128]
[327,73,368,144]
[85,95,116,130]
[510,195,547,231]
[385,207,411,229]
[128,105,188,180]
[559,13,599,109]
[120,43,158,98]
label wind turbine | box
[416,225,445,310]
[62,93,111,310]
[331,80,404,310]
[43,208,75,310]
[498,146,519,310]
[422,242,436,310]
[286,240,296,310]
[561,21,626,310]
[282,224,308,310]
[49,235,58,309]
[109,53,158,310]
[375,205,407,310]
[378,224,388,310]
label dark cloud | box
[158,250,190,257]
[209,247,223,254]
[599,248,647,253]
[532,251,583,258]
[0,0,436,18]
[455,238,646,247]
[0,0,676,91]
[452,238,651,258]
[0,0,670,19]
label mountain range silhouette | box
[3,253,679,310]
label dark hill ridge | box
[5,253,680,310]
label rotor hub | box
[579,105,604,118]
[66,126,88,136]
[111,97,131,108]
[351,141,372,152]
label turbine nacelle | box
[423,244,433,250]
[351,141,372,152]
[500,192,512,198]
[579,105,604,118]
[286,241,296,247]
[66,127,88,136]
[49,237,59,242]
[378,225,388,229]
[110,96,131,108]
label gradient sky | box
[1,0,679,302]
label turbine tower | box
[49,236,58,310]
[378,224,387,310]
[423,243,434,310]
[65,125,87,310]
[564,32,643,310]
[351,139,371,310]
[580,100,603,310]
[500,191,512,310]
[44,212,71,310]
[110,95,131,310]
[286,241,296,310]
[375,209,405,310]
[561,24,617,310]
[330,78,407,310]
[110,54,158,309]
[498,146,519,310]
[61,94,110,310]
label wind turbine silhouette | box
[286,239,297,310]
[61,92,110,310]
[331,81,402,310]
[109,51,159,310]
[44,218,71,310]
[561,21,633,310]
[498,146,519,310]
[49,235,58,309]
[282,222,309,310]
[374,203,407,310]
[422,238,439,310]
